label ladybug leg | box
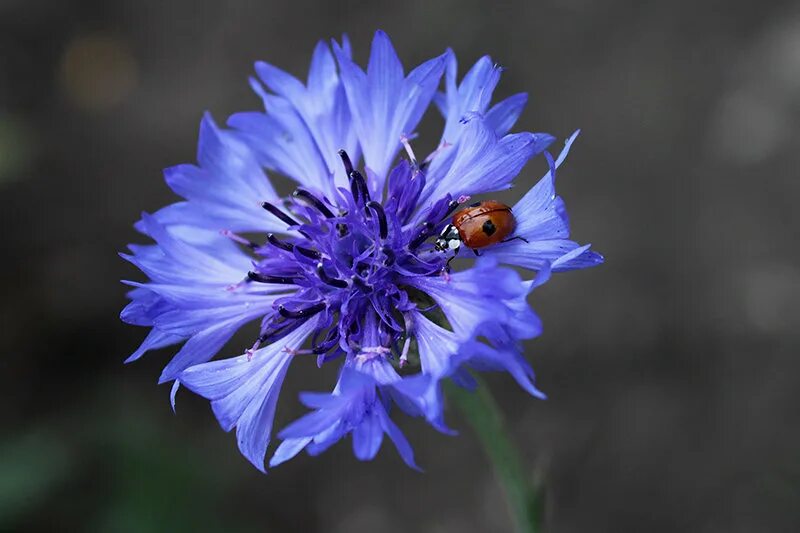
[442,259,453,275]
[471,249,482,257]
[500,236,529,244]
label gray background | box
[1,0,799,531]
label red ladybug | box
[434,200,526,256]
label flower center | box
[235,150,460,368]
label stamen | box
[352,171,370,205]
[312,335,340,354]
[400,133,417,164]
[409,222,434,250]
[338,150,370,205]
[278,302,326,319]
[338,149,354,175]
[292,189,335,218]
[399,337,411,368]
[381,245,395,266]
[245,338,262,361]
[316,262,349,288]
[267,233,294,252]
[296,246,322,260]
[356,345,391,363]
[283,347,314,356]
[247,271,297,284]
[220,229,258,249]
[361,346,392,354]
[366,201,388,239]
[225,279,248,292]
[261,201,301,227]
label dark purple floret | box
[233,151,461,364]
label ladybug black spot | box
[482,219,496,236]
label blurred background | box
[1,0,799,531]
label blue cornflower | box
[121,30,602,472]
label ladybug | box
[434,200,527,257]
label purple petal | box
[485,92,528,137]
[335,31,446,193]
[352,408,384,461]
[439,55,502,144]
[269,437,312,468]
[179,317,319,472]
[423,117,554,212]
[411,312,460,377]
[125,328,183,364]
[378,406,422,471]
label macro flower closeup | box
[121,30,602,472]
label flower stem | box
[445,378,541,533]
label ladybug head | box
[434,224,461,253]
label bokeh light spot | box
[59,32,138,112]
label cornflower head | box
[121,30,602,472]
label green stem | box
[445,378,541,533]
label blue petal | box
[120,287,165,326]
[159,114,286,234]
[439,55,502,144]
[423,117,554,210]
[404,260,534,341]
[269,437,312,468]
[125,328,183,364]
[485,92,528,137]
[278,405,344,440]
[480,131,604,272]
[298,390,347,410]
[378,406,422,471]
[352,408,384,461]
[490,279,544,342]
[308,40,337,93]
[276,368,422,468]
[158,317,250,383]
[170,380,180,413]
[135,214,250,283]
[389,373,454,435]
[305,423,347,456]
[411,312,460,377]
[152,301,275,336]
[459,341,546,400]
[251,40,359,195]
[491,239,601,272]
[179,317,319,472]
[235,373,289,473]
[366,30,404,114]
[335,31,447,193]
[254,61,306,110]
[228,107,334,198]
[552,243,604,271]
[354,356,402,386]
